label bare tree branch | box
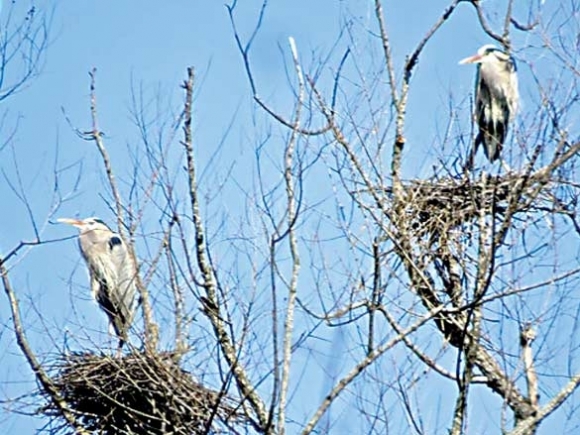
[181,66,269,430]
[0,261,89,434]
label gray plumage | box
[58,217,137,351]
[460,44,519,162]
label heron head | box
[57,217,110,233]
[459,44,507,65]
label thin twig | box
[301,305,446,435]
[226,0,330,136]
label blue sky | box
[1,1,577,434]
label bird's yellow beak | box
[57,218,84,227]
[459,54,483,65]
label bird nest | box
[41,351,246,434]
[401,172,534,239]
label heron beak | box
[57,218,84,227]
[459,54,483,65]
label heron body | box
[58,217,137,351]
[460,45,519,162]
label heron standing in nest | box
[58,217,137,355]
[460,44,519,166]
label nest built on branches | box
[41,351,245,434]
[401,171,545,239]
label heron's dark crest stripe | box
[93,218,107,226]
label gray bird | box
[460,44,519,163]
[58,217,137,353]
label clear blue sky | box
[1,1,573,434]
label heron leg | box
[463,132,482,175]
[500,158,512,173]
[112,325,125,358]
[116,340,124,358]
[107,321,125,357]
[463,147,476,174]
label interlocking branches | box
[301,305,447,435]
[373,0,463,183]
[3,1,580,434]
[386,146,580,431]
[0,3,48,102]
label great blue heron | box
[459,44,519,163]
[58,217,137,353]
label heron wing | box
[79,233,136,341]
[107,235,137,335]
[475,67,510,162]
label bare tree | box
[0,2,48,102]
[2,1,580,434]
[0,1,48,155]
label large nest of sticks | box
[42,351,246,434]
[402,172,539,239]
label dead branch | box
[520,324,539,410]
[181,66,269,429]
[0,261,88,434]
[276,36,303,435]
[508,373,580,435]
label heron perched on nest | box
[460,44,519,163]
[58,217,137,354]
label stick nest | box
[43,351,246,434]
[403,172,532,238]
